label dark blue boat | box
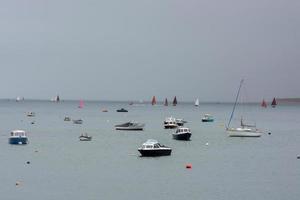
[116,108,128,112]
[172,127,192,141]
[9,130,28,145]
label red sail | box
[78,100,84,108]
[261,99,267,108]
[164,98,168,106]
[151,96,156,105]
[271,98,277,107]
[173,96,177,106]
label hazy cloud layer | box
[0,0,299,102]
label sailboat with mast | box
[195,98,199,106]
[271,98,277,108]
[172,96,177,106]
[261,99,267,108]
[226,80,262,137]
[78,100,84,108]
[151,96,157,105]
[164,98,168,106]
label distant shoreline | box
[1,98,300,104]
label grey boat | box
[115,122,145,131]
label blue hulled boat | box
[9,130,28,145]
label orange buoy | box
[186,164,192,169]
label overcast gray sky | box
[0,0,299,102]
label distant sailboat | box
[271,98,277,108]
[55,95,60,102]
[164,98,168,106]
[172,96,177,106]
[151,96,157,105]
[261,99,267,108]
[51,95,60,102]
[195,98,199,106]
[78,100,84,108]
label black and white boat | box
[164,117,187,129]
[79,133,92,141]
[138,139,172,157]
[164,117,178,129]
[9,130,28,145]
[115,122,145,131]
[175,118,187,126]
[172,127,192,140]
[116,108,128,112]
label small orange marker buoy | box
[186,164,192,169]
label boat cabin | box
[175,127,191,133]
[11,130,27,137]
[141,140,164,149]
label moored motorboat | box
[138,139,172,157]
[73,119,83,124]
[175,118,187,126]
[115,122,145,131]
[116,108,128,112]
[27,112,35,117]
[79,133,92,141]
[202,114,214,122]
[9,130,28,145]
[164,117,178,129]
[172,127,192,140]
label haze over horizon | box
[0,0,299,102]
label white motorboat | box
[164,117,178,129]
[172,127,192,140]
[138,139,172,157]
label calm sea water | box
[0,100,299,200]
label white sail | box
[194,98,199,106]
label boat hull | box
[79,137,92,141]
[138,149,172,157]
[73,120,83,124]
[115,127,143,131]
[164,125,178,129]
[9,137,28,145]
[227,129,262,137]
[172,133,191,140]
[202,119,214,122]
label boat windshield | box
[11,131,25,137]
